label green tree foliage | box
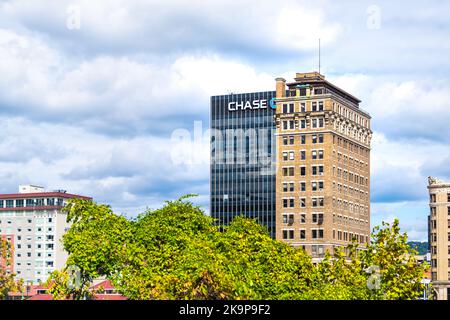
[0,237,23,299]
[47,197,428,300]
[360,220,428,299]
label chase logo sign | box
[269,97,277,110]
[228,98,277,112]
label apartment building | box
[0,185,91,284]
[428,176,450,300]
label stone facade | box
[428,177,450,300]
[274,72,372,259]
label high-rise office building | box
[274,72,372,258]
[0,185,91,284]
[210,92,277,237]
[210,72,372,258]
[428,176,450,300]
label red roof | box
[8,279,127,300]
[94,294,128,300]
[0,192,92,200]
[91,280,116,290]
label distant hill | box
[408,241,429,255]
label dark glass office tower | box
[210,91,277,237]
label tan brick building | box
[274,72,372,259]
[428,176,450,300]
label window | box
[296,135,304,145]
[16,199,24,207]
[311,181,324,191]
[448,207,450,215]
[47,198,55,206]
[282,167,295,177]
[26,199,34,207]
[300,166,306,176]
[282,230,294,240]
[282,182,295,192]
[312,165,324,176]
[300,214,306,223]
[282,103,294,113]
[300,119,306,129]
[430,194,436,203]
[282,214,294,224]
[312,101,317,112]
[300,102,306,112]
[282,151,294,161]
[300,150,306,160]
[283,198,295,208]
[283,136,295,145]
[318,101,324,111]
[299,198,306,208]
[283,120,295,130]
[311,118,324,128]
[312,150,324,160]
[312,213,324,224]
[312,135,318,144]
[312,229,324,239]
[448,194,450,202]
[300,182,306,192]
[299,229,306,240]
[312,197,324,207]
[5,200,14,208]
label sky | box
[1,0,449,241]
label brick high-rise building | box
[428,176,450,300]
[274,72,372,259]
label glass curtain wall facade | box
[210,92,277,237]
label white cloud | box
[0,0,342,56]
[276,5,341,50]
[0,28,276,135]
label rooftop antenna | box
[318,38,321,74]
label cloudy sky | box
[1,0,449,241]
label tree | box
[0,237,23,299]
[360,220,428,299]
[47,197,428,300]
